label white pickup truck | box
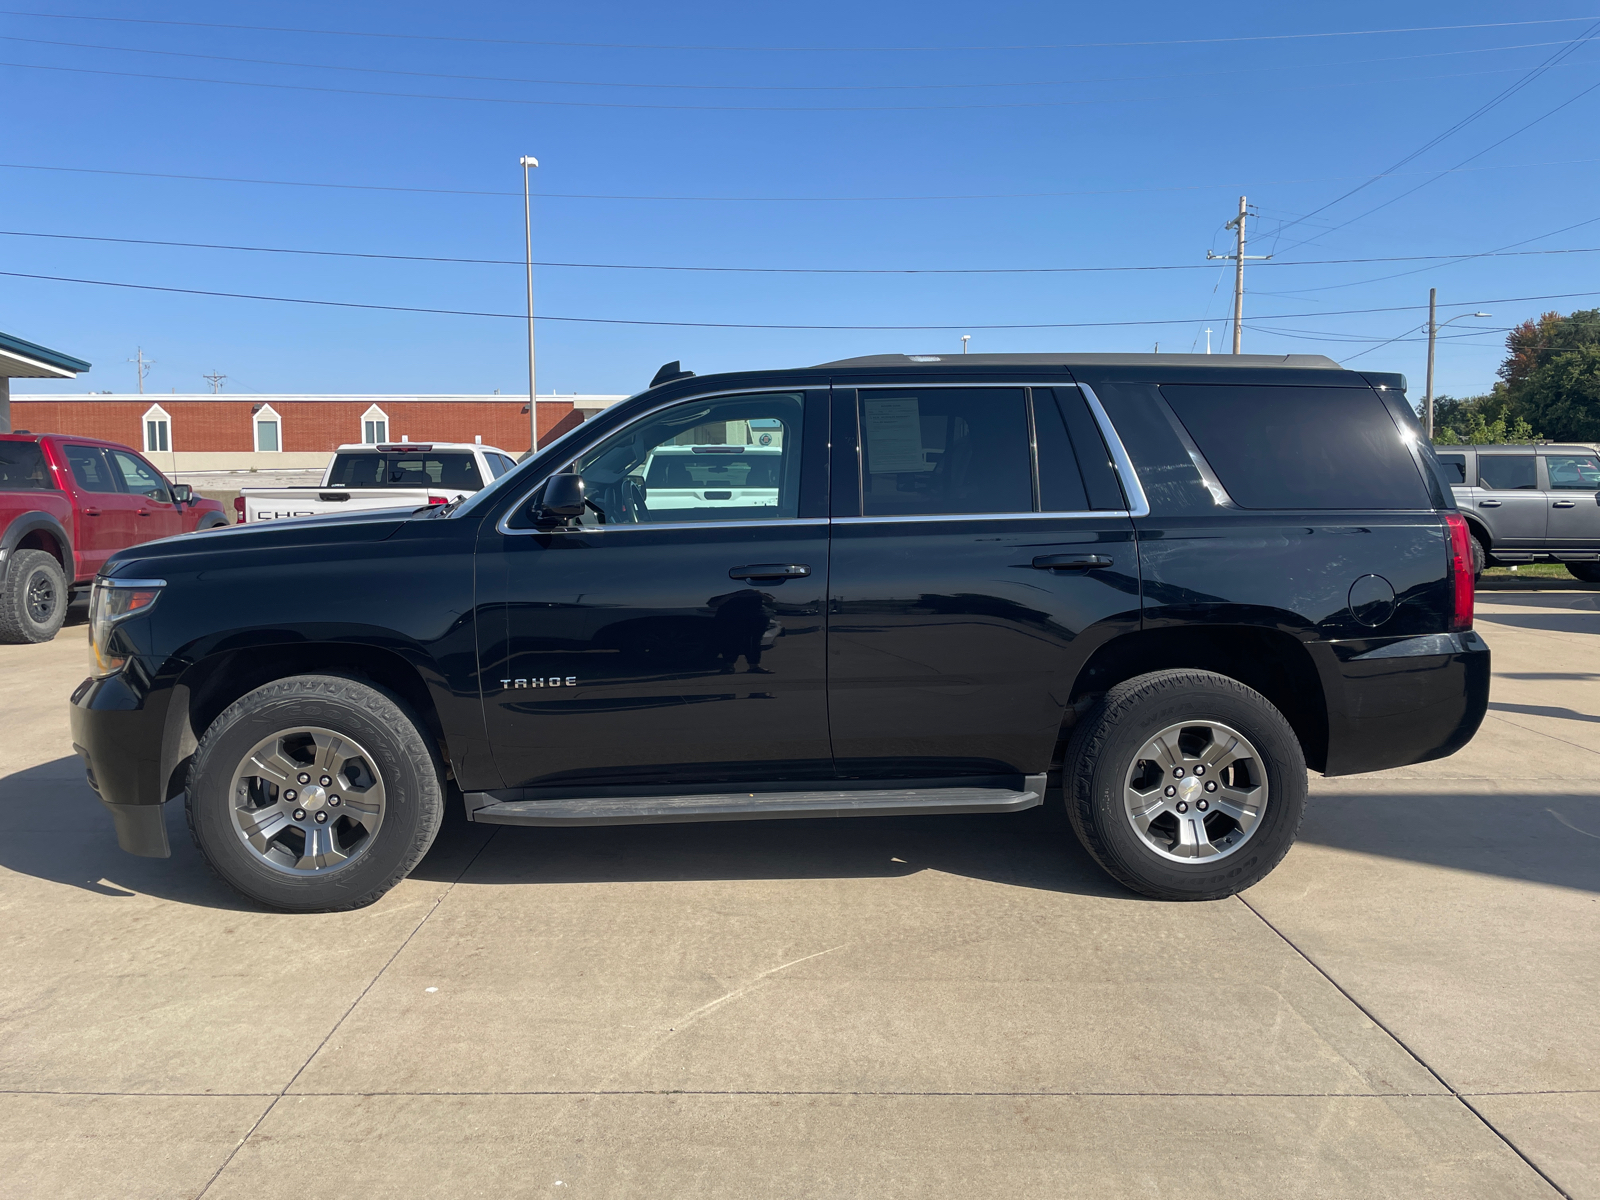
[236,442,517,523]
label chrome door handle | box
[1478,500,1502,508]
[1553,500,1578,508]
[1033,554,1113,570]
[729,564,810,580]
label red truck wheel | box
[0,549,69,644]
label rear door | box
[1543,450,1600,550]
[107,449,184,543]
[825,383,1140,780]
[1473,453,1545,547]
[60,444,133,573]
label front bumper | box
[1316,629,1491,777]
[69,664,177,857]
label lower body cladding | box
[464,775,1048,826]
[1314,630,1491,776]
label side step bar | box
[465,775,1047,828]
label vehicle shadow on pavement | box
[1299,790,1600,894]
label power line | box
[12,226,1600,275]
[0,32,1584,94]
[3,10,1594,53]
[7,55,1585,113]
[1273,20,1600,241]
[4,155,1598,203]
[5,267,1598,330]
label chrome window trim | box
[834,510,1129,525]
[492,378,1149,535]
[1073,382,1151,518]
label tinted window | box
[1546,454,1600,490]
[109,450,171,501]
[328,451,484,490]
[1160,385,1431,510]
[541,392,805,527]
[860,388,1031,517]
[1435,453,1468,485]
[63,445,122,494]
[0,441,52,490]
[1477,455,1536,491]
[1034,388,1125,511]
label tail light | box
[1444,512,1474,632]
[233,496,246,523]
[426,495,448,505]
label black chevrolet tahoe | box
[70,353,1490,912]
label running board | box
[465,775,1046,827]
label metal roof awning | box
[0,331,92,379]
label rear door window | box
[1159,385,1431,510]
[1477,455,1536,491]
[1033,388,1125,511]
[63,445,122,493]
[859,388,1031,517]
[0,441,52,490]
[1545,454,1600,490]
[1435,453,1468,485]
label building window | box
[142,404,171,453]
[254,403,282,453]
[361,404,389,445]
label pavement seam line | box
[193,825,500,1198]
[1234,893,1573,1200]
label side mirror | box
[171,483,194,504]
[537,472,586,521]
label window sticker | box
[863,397,935,474]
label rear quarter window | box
[1159,385,1432,510]
[0,441,52,490]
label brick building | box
[8,393,625,473]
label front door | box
[826,384,1141,780]
[1543,451,1600,550]
[106,449,185,544]
[1472,453,1546,548]
[478,389,833,791]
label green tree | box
[1495,309,1600,442]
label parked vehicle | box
[0,432,226,642]
[237,442,515,523]
[1432,443,1600,581]
[72,353,1487,911]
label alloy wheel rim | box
[1123,720,1268,863]
[227,727,387,876]
[26,570,55,623]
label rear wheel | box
[1470,534,1487,579]
[187,675,444,911]
[1064,670,1307,901]
[0,549,68,643]
[1566,561,1600,583]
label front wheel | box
[1064,670,1307,901]
[187,675,444,911]
[0,549,68,643]
[1565,561,1600,584]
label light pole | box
[1423,288,1492,439]
[961,335,970,354]
[521,155,539,454]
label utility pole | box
[128,347,153,394]
[202,371,226,394]
[521,154,540,455]
[1207,196,1271,353]
[1425,288,1437,440]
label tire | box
[1064,669,1307,901]
[0,549,69,644]
[186,675,444,912]
[1566,561,1600,584]
[1470,534,1487,579]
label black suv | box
[70,353,1488,911]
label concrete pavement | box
[1,589,1595,1198]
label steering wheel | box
[618,475,648,524]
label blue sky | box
[7,1,1600,400]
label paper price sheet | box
[863,397,935,475]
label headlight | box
[88,577,165,679]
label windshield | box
[327,451,482,490]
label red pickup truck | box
[0,432,228,643]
